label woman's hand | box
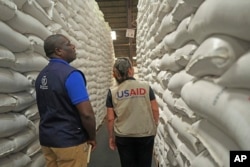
[109,137,116,150]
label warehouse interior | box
[0,0,250,167]
[96,0,138,65]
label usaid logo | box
[230,151,250,167]
[116,88,146,99]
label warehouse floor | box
[88,120,158,167]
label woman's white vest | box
[110,80,157,137]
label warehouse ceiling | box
[95,0,138,65]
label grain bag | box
[214,49,250,89]
[0,45,15,68]
[10,91,36,112]
[168,70,194,95]
[22,0,52,25]
[0,21,30,52]
[0,113,29,138]
[0,0,17,21]
[0,94,17,113]
[11,52,48,73]
[0,152,31,167]
[0,68,31,93]
[181,79,250,149]
[191,119,240,167]
[6,10,52,40]
[189,0,250,43]
[186,35,249,77]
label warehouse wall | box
[0,0,114,166]
[136,0,250,167]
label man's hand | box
[87,140,97,151]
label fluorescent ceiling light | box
[111,31,116,40]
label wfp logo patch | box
[116,88,146,99]
[40,76,48,90]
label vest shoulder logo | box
[40,76,48,89]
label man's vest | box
[110,79,157,137]
[35,61,88,147]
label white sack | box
[0,138,15,158]
[54,1,70,19]
[0,45,15,68]
[22,138,40,156]
[22,0,52,25]
[0,21,30,52]
[186,35,249,77]
[0,68,31,93]
[21,103,39,121]
[183,0,204,8]
[27,35,46,56]
[188,0,250,43]
[151,82,164,97]
[159,53,184,72]
[0,94,17,113]
[6,10,52,40]
[147,2,160,26]
[68,18,81,31]
[170,115,205,154]
[214,50,250,89]
[0,152,31,167]
[147,18,161,37]
[191,119,240,167]
[163,89,176,110]
[163,16,193,49]
[0,113,30,138]
[11,52,48,72]
[168,70,194,95]
[51,8,67,29]
[149,58,161,72]
[145,37,157,50]
[171,0,196,22]
[11,0,26,9]
[27,152,46,167]
[157,1,172,20]
[10,91,36,112]
[76,49,88,58]
[173,41,197,67]
[181,79,250,149]
[10,121,36,152]
[156,71,172,89]
[190,150,217,167]
[174,97,199,121]
[0,0,17,21]
[167,124,196,163]
[46,22,62,33]
[24,71,39,87]
[154,14,177,43]
[36,0,52,8]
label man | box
[35,34,96,167]
[106,57,159,167]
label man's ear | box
[54,48,62,56]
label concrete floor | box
[88,121,158,167]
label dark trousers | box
[115,136,155,167]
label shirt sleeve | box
[149,86,156,101]
[106,89,113,108]
[65,71,89,105]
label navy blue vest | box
[35,61,88,147]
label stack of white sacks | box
[0,0,114,166]
[137,0,250,166]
